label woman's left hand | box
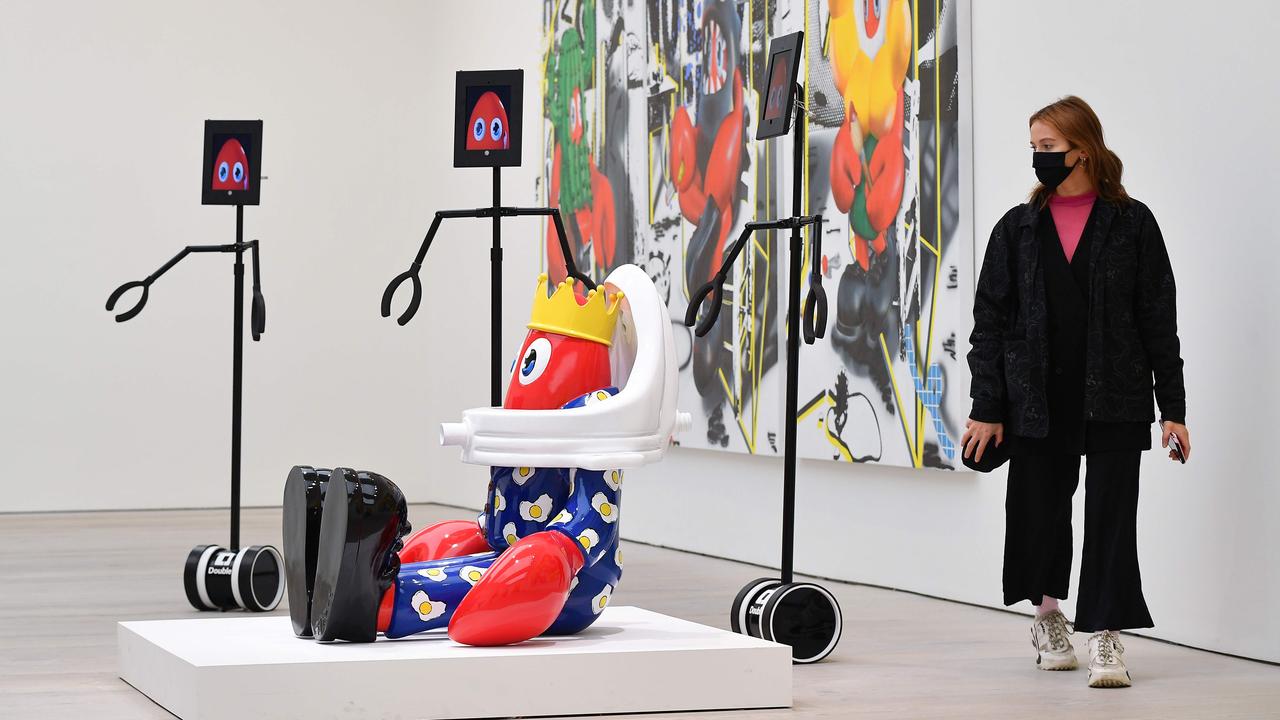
[1161,421,1191,462]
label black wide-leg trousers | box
[1003,451,1154,632]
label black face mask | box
[1033,151,1078,190]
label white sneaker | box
[1087,630,1132,688]
[1030,609,1077,670]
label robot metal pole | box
[780,84,805,586]
[491,167,503,407]
[230,204,244,551]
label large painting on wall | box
[795,0,970,469]
[540,0,971,469]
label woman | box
[962,96,1190,689]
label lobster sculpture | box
[283,266,687,645]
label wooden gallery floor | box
[1,504,1276,720]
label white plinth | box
[118,607,791,719]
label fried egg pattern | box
[591,491,618,523]
[577,528,600,553]
[460,565,486,586]
[591,585,613,615]
[410,590,446,622]
[519,493,554,522]
[417,567,447,582]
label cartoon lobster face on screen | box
[466,91,510,151]
[211,139,250,191]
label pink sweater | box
[1048,191,1097,263]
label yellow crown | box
[527,273,623,346]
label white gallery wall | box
[0,1,535,513]
[2,1,1276,662]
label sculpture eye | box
[490,116,503,141]
[473,117,486,141]
[517,337,553,385]
[218,161,229,182]
[233,162,244,182]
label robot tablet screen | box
[454,69,524,168]
[764,53,792,121]
[756,32,803,140]
[202,120,263,206]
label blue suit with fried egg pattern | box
[545,464,623,633]
[544,388,624,633]
[384,387,622,639]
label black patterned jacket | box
[967,198,1186,437]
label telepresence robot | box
[685,31,843,664]
[106,120,284,613]
[381,70,596,403]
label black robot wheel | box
[730,577,780,635]
[758,582,842,664]
[183,544,286,612]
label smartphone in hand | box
[1168,430,1186,464]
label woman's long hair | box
[1029,96,1129,207]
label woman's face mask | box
[1032,151,1078,191]
[1029,120,1085,191]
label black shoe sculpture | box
[282,466,331,637]
[307,468,410,643]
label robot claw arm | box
[381,207,595,327]
[380,212,446,326]
[680,217,788,338]
[800,215,827,345]
[684,215,828,344]
[248,240,266,341]
[105,244,237,323]
[683,221,770,338]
